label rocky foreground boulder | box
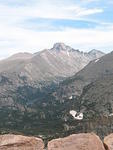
[48,133,105,150]
[0,134,44,150]
[2,133,113,150]
[104,134,113,150]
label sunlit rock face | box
[48,133,105,150]
[104,134,113,150]
[0,134,44,150]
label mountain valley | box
[0,43,112,141]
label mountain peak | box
[52,43,68,51]
[88,49,105,59]
[88,49,105,55]
[52,43,72,51]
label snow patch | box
[75,113,83,120]
[70,110,77,118]
[69,110,83,120]
[109,113,113,117]
[95,59,99,63]
[67,51,70,57]
[69,96,73,100]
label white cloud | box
[80,0,99,3]
[76,8,103,16]
[0,0,103,23]
[0,25,113,59]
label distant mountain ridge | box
[8,52,32,60]
[55,51,113,98]
[0,43,104,84]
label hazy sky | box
[0,0,113,58]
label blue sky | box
[0,0,113,58]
